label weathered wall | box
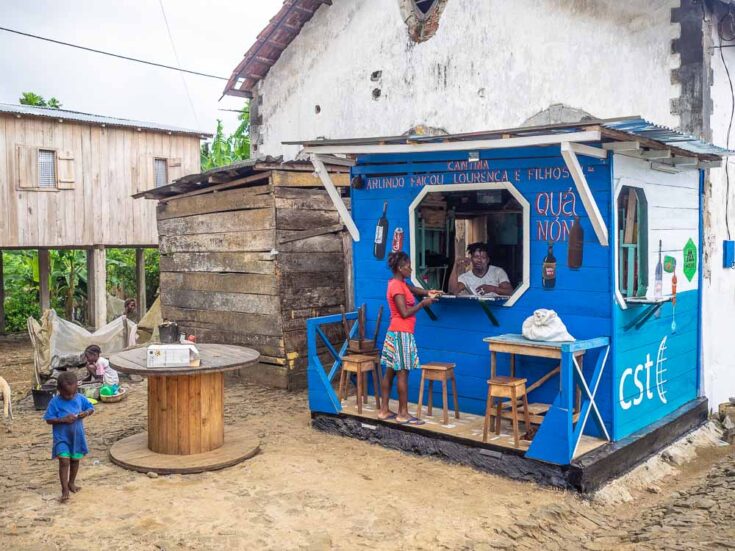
[251,0,734,409]
[254,0,679,159]
[703,17,735,410]
[0,114,201,248]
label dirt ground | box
[0,334,733,550]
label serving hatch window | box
[408,183,530,306]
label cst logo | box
[619,337,668,410]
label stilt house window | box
[154,158,168,188]
[37,149,57,188]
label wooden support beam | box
[88,246,107,329]
[567,142,608,160]
[38,248,50,313]
[560,143,609,246]
[304,130,602,156]
[0,251,4,333]
[310,154,360,241]
[602,141,641,152]
[640,149,672,160]
[136,248,147,321]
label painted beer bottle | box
[373,201,389,260]
[542,241,557,290]
[567,216,583,270]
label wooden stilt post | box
[0,250,5,334]
[136,248,147,320]
[38,248,51,313]
[88,246,107,329]
[86,248,94,326]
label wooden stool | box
[416,362,460,425]
[483,376,530,447]
[338,354,381,414]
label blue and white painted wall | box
[349,146,702,442]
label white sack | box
[521,309,575,342]
[28,309,137,378]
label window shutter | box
[15,145,37,189]
[167,157,183,183]
[57,150,75,189]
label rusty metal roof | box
[223,0,331,98]
[135,156,349,200]
[0,103,211,137]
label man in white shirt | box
[448,242,513,297]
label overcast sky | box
[0,0,282,135]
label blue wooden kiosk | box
[296,118,731,491]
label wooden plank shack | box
[141,160,351,389]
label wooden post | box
[342,232,354,311]
[38,248,50,313]
[86,249,94,325]
[0,250,5,333]
[136,248,147,319]
[88,246,107,329]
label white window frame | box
[613,178,647,310]
[408,182,530,307]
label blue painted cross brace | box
[525,337,611,465]
[307,312,359,415]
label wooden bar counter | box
[108,344,261,474]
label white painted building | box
[224,0,735,408]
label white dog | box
[0,376,13,419]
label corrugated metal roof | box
[223,0,331,98]
[286,116,734,160]
[0,103,211,137]
[601,118,732,157]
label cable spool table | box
[108,344,261,474]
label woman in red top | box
[378,251,440,424]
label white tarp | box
[27,310,137,384]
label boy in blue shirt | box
[44,371,94,502]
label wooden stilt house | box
[136,159,351,389]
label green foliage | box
[201,102,250,170]
[1,249,159,332]
[19,92,63,109]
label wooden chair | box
[483,376,530,447]
[338,354,381,414]
[416,362,460,425]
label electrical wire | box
[157,0,200,128]
[0,25,228,81]
[718,12,735,240]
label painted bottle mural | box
[654,240,663,318]
[542,241,556,290]
[374,201,389,260]
[567,216,584,270]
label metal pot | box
[159,321,180,344]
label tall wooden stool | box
[416,362,460,425]
[483,376,530,447]
[338,354,381,414]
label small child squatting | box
[44,371,94,502]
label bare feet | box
[60,491,70,502]
[377,411,397,420]
[69,483,81,493]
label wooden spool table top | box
[109,343,260,377]
[108,343,261,475]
